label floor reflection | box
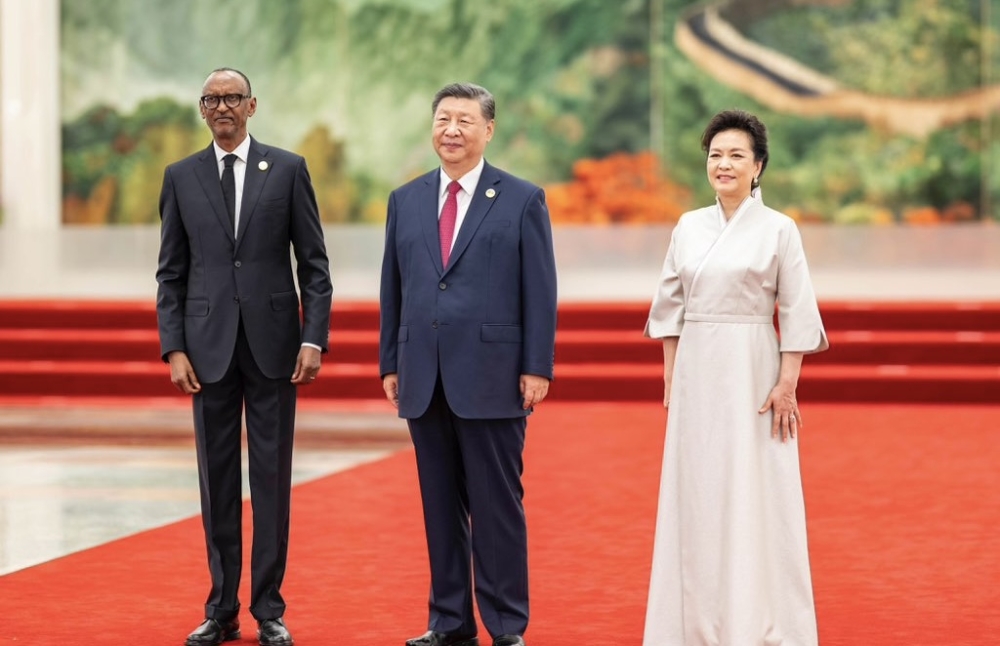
[0,444,394,575]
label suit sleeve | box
[155,166,189,362]
[289,157,333,351]
[378,191,401,377]
[520,187,558,379]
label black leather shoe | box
[492,636,525,646]
[185,618,241,645]
[405,630,479,646]
[257,618,294,646]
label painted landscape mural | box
[60,0,999,225]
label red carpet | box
[2,402,998,645]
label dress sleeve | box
[776,220,829,353]
[644,226,685,339]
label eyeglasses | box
[200,94,251,110]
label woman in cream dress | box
[643,110,829,646]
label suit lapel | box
[446,162,501,273]
[235,138,270,252]
[419,171,445,275]
[194,144,234,243]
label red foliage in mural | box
[545,152,692,225]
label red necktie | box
[439,180,461,266]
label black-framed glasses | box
[200,94,251,110]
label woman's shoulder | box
[683,204,716,218]
[677,205,716,226]
[754,201,800,230]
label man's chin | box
[210,124,238,139]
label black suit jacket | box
[156,138,332,383]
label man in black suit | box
[379,83,557,646]
[156,68,332,646]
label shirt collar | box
[439,157,486,197]
[715,192,758,227]
[213,135,252,164]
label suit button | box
[432,321,439,329]
[234,261,242,268]
[439,282,447,290]
[233,296,240,303]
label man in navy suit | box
[379,83,557,646]
[156,68,332,646]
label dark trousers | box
[408,378,529,639]
[192,320,297,621]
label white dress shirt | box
[437,157,485,248]
[213,136,252,237]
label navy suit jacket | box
[379,161,558,419]
[156,138,332,383]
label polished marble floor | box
[0,403,409,576]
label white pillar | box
[1,0,61,231]
[0,0,61,296]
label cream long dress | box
[642,195,829,646]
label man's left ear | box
[248,97,257,118]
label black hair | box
[701,109,769,182]
[432,83,495,121]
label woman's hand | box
[759,380,801,442]
[760,352,806,442]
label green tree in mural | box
[62,99,200,224]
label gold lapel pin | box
[485,188,496,198]
[258,161,269,171]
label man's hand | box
[520,374,550,410]
[382,373,399,408]
[167,351,201,394]
[291,346,322,385]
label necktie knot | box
[447,180,461,197]
[223,153,238,169]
